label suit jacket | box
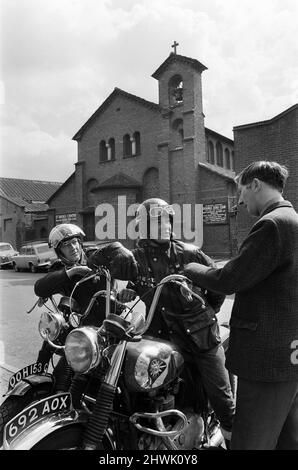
[184,201,298,382]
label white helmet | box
[48,224,85,249]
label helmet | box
[135,198,175,242]
[135,198,175,222]
[48,224,85,249]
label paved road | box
[0,262,234,401]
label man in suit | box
[183,160,298,449]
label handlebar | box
[27,296,59,314]
[132,274,204,336]
[69,266,112,321]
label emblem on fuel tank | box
[148,358,167,383]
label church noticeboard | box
[203,203,227,224]
[55,213,77,224]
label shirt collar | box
[260,200,293,217]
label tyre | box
[31,424,113,450]
[0,386,53,446]
[13,263,19,272]
[29,263,37,273]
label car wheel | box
[13,263,19,272]
[29,264,37,273]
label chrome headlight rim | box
[65,326,102,374]
[38,311,66,341]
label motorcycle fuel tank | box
[123,336,184,393]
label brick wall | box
[0,197,25,249]
[78,95,162,190]
[198,167,237,256]
[47,174,77,231]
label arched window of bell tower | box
[168,74,183,106]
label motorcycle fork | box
[81,340,128,450]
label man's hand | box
[117,288,137,303]
[88,242,138,280]
[66,265,93,279]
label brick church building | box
[48,50,237,257]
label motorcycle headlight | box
[38,311,66,341]
[64,327,102,374]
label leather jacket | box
[89,240,225,355]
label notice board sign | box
[203,203,227,224]
[55,213,77,224]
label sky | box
[1,0,298,183]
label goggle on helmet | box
[135,198,175,225]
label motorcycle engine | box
[167,410,204,450]
[137,409,204,450]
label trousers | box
[231,377,298,449]
[192,344,235,432]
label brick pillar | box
[75,161,85,228]
[157,141,171,202]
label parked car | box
[12,242,58,273]
[0,242,19,269]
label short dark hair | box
[236,161,289,193]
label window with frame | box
[231,151,235,170]
[107,138,115,161]
[225,148,231,169]
[132,131,141,156]
[216,141,223,167]
[207,141,215,164]
[99,140,108,162]
[123,134,132,158]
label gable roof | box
[91,173,141,191]
[0,189,25,208]
[47,172,75,204]
[72,87,161,141]
[0,177,62,203]
[0,177,62,213]
[205,127,234,145]
[198,162,236,182]
[233,103,298,131]
[0,192,51,213]
[152,53,208,80]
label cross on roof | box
[171,41,179,54]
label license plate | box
[8,362,49,391]
[3,393,72,447]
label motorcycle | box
[0,266,118,447]
[2,272,233,450]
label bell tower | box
[152,47,207,209]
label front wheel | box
[13,263,19,272]
[29,263,37,273]
[0,397,21,445]
[0,386,53,446]
[31,424,113,450]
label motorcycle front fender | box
[3,409,87,450]
[5,374,54,398]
